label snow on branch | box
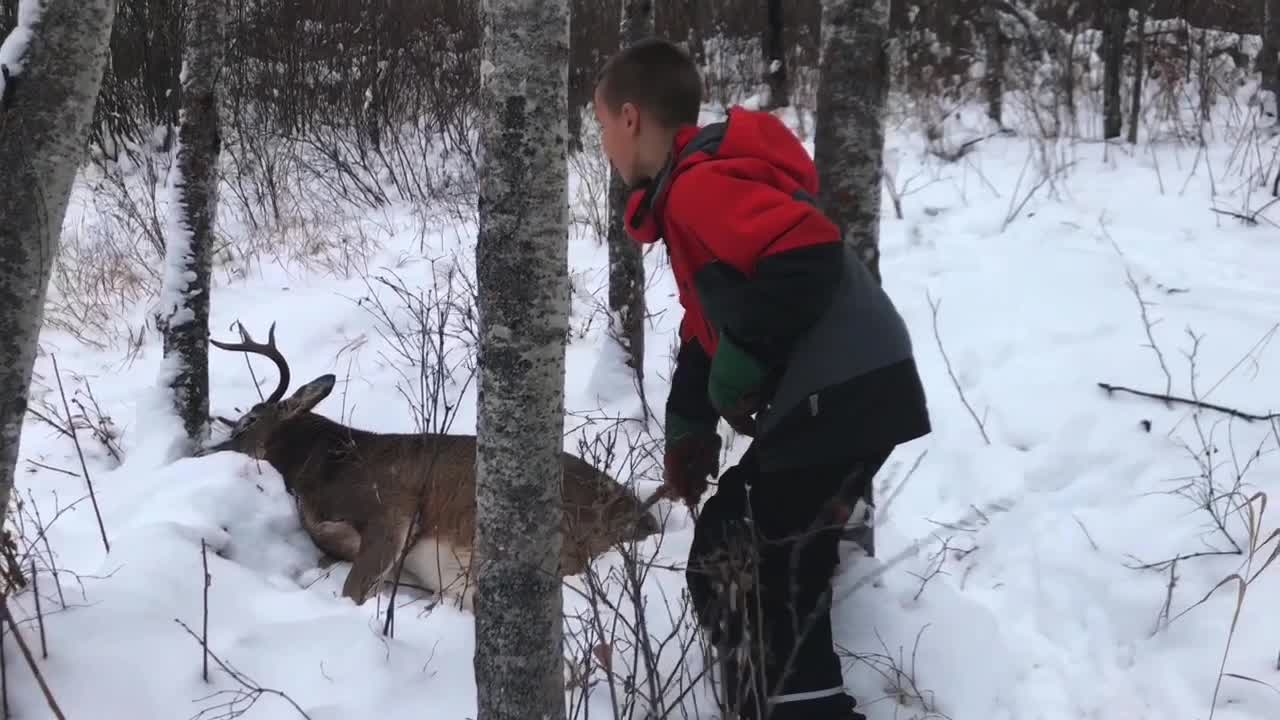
[0,0,44,104]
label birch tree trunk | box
[761,0,790,109]
[472,0,570,717]
[0,1,117,524]
[813,0,890,284]
[606,0,652,402]
[1102,0,1129,140]
[158,0,225,452]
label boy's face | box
[593,84,643,186]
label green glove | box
[708,333,767,434]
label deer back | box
[264,414,656,573]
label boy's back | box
[625,103,931,473]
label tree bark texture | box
[813,0,890,285]
[761,0,790,109]
[1128,0,1147,144]
[1263,0,1280,103]
[159,0,225,451]
[606,0,652,392]
[0,0,117,523]
[983,0,1004,125]
[1102,0,1129,140]
[472,0,571,718]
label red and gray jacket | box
[625,107,930,470]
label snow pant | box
[686,443,891,719]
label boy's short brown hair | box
[595,38,702,128]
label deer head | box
[199,321,335,458]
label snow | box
[7,66,1280,720]
[157,135,197,333]
[0,0,43,98]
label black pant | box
[687,443,890,719]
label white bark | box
[472,0,571,717]
[0,0,117,519]
[158,0,226,452]
[813,0,890,284]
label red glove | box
[663,431,722,508]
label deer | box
[197,321,663,612]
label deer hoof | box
[341,571,378,606]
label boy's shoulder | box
[671,107,819,196]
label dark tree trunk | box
[0,0,118,528]
[1102,0,1130,139]
[983,0,1005,126]
[814,0,890,284]
[1128,0,1147,144]
[1263,0,1280,105]
[606,0,653,403]
[159,0,226,453]
[761,0,790,109]
[472,0,571,717]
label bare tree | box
[1263,0,1280,103]
[606,0,652,401]
[983,0,1005,125]
[0,2,118,519]
[761,0,790,109]
[157,0,226,452]
[472,0,571,717]
[813,0,890,284]
[1128,0,1147,144]
[1102,0,1130,140]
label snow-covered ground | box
[5,90,1280,720]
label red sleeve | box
[665,161,839,276]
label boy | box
[593,39,931,720]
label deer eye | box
[232,413,259,434]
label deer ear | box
[282,374,336,417]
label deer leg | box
[341,516,410,606]
[307,520,362,561]
[298,501,362,563]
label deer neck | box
[262,412,341,495]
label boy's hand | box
[664,412,722,507]
[708,334,767,434]
[719,393,759,437]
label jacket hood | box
[625,107,820,244]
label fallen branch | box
[51,355,109,552]
[1210,196,1280,227]
[201,539,210,683]
[927,292,991,445]
[0,597,65,720]
[1097,382,1280,423]
[174,619,313,720]
[927,128,1012,163]
[1103,221,1174,401]
[31,561,46,659]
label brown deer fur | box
[199,322,661,611]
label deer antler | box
[209,321,292,403]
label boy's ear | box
[621,101,640,132]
